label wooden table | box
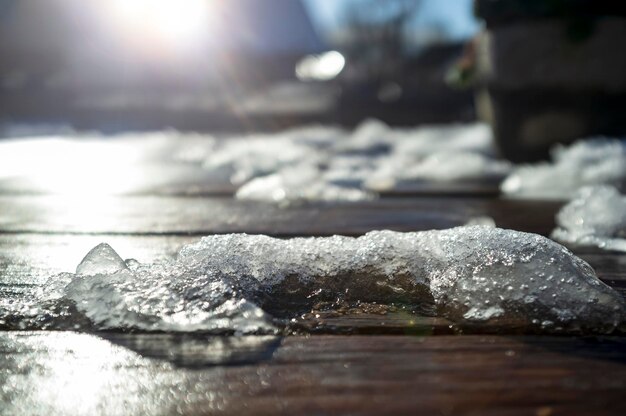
[0,141,624,415]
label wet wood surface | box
[1,332,625,415]
[0,194,561,236]
[0,151,625,414]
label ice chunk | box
[200,125,344,185]
[413,152,510,181]
[3,227,622,334]
[63,268,274,333]
[172,134,218,163]
[203,137,318,185]
[332,119,392,155]
[465,216,497,227]
[205,121,501,198]
[390,123,496,157]
[366,151,511,190]
[235,165,375,204]
[552,186,626,252]
[330,121,495,158]
[401,151,510,182]
[351,123,507,190]
[502,139,626,199]
[76,243,128,276]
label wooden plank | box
[0,195,561,236]
[377,180,501,198]
[292,311,454,335]
[1,332,625,415]
[0,195,478,236]
[0,166,238,197]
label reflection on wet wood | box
[100,333,282,367]
[292,311,455,335]
[1,332,624,415]
[0,195,562,236]
[0,195,469,235]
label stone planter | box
[474,0,626,161]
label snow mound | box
[235,165,375,204]
[202,120,507,200]
[2,227,623,334]
[553,185,626,252]
[502,139,626,199]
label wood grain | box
[1,332,624,415]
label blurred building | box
[0,0,326,131]
[0,0,478,132]
[474,0,626,161]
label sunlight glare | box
[109,0,212,48]
[0,137,149,195]
[19,333,151,415]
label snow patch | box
[3,227,623,334]
[502,139,626,199]
[552,185,626,251]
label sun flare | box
[109,0,212,48]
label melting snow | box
[209,120,509,202]
[366,151,511,190]
[235,164,375,204]
[553,185,626,252]
[502,139,626,199]
[2,227,623,334]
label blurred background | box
[0,0,479,132]
[1,0,626,161]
